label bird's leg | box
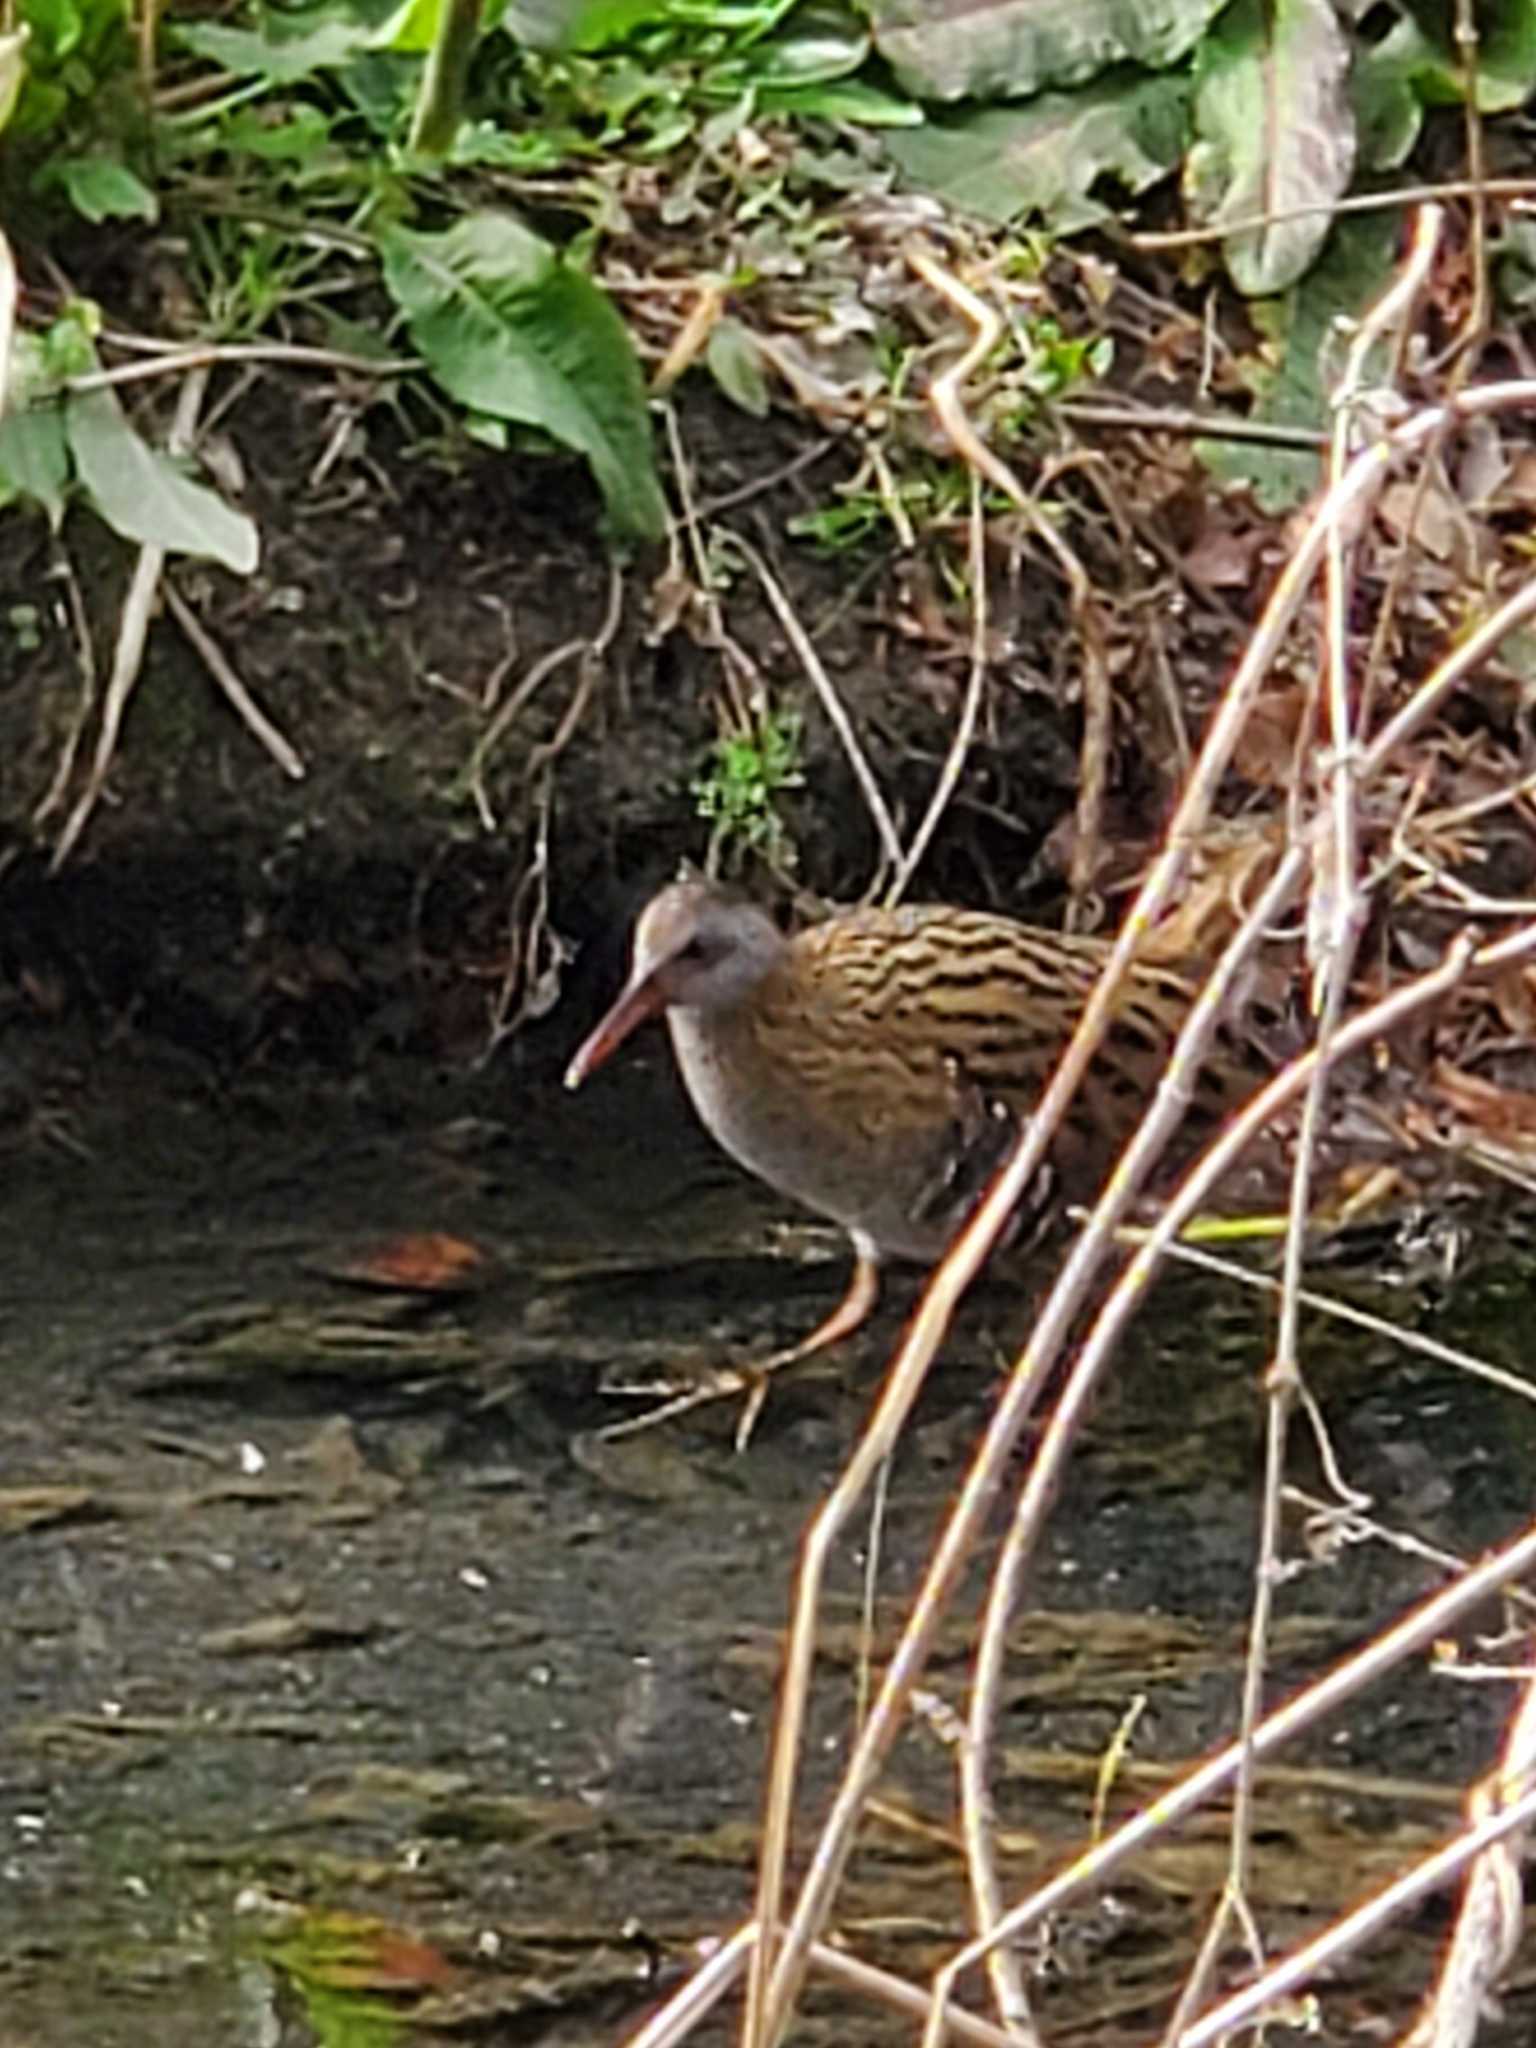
[593,1233,883,1449]
[762,1233,883,1367]
[733,1236,882,1445]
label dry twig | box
[162,579,305,781]
[51,367,210,870]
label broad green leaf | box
[47,154,159,222]
[22,0,124,65]
[501,0,667,51]
[65,386,260,572]
[335,48,419,132]
[1470,0,1536,102]
[10,77,65,138]
[0,401,68,526]
[872,0,1223,102]
[378,212,667,542]
[1198,210,1400,511]
[172,16,373,82]
[1188,0,1354,296]
[1396,0,1536,106]
[887,72,1188,230]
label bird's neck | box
[663,942,801,1129]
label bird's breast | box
[663,1000,992,1262]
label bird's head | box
[564,880,784,1089]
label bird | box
[563,876,1276,1434]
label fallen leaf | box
[322,1232,491,1294]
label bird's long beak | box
[564,974,665,1090]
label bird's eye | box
[679,937,710,963]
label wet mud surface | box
[4,1028,1536,2045]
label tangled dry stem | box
[618,204,1536,2048]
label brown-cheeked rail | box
[564,877,1285,1438]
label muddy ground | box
[3,1005,1536,2046]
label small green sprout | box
[692,700,803,872]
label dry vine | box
[613,203,1536,2048]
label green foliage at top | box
[873,0,1225,103]
[1,0,1534,266]
[0,0,683,544]
[2,0,1536,567]
[379,212,668,540]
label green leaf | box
[1474,0,1536,102]
[1188,0,1354,295]
[6,310,101,413]
[757,76,922,121]
[886,71,1188,230]
[172,15,374,83]
[378,212,667,542]
[871,0,1224,101]
[10,76,65,138]
[1350,21,1426,169]
[45,154,159,222]
[0,401,69,526]
[1352,6,1536,173]
[24,0,85,65]
[707,318,769,416]
[1197,210,1400,511]
[368,0,445,51]
[219,105,335,160]
[445,116,573,167]
[501,0,666,51]
[1495,218,1536,312]
[64,386,260,572]
[0,26,29,134]
[739,7,869,83]
[37,301,100,383]
[21,0,125,66]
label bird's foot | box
[594,1359,773,1450]
[592,1244,884,1450]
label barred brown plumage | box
[563,878,1274,1398]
